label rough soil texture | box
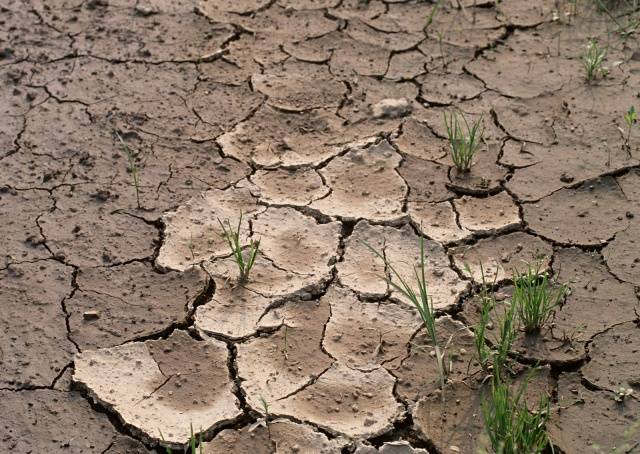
[2,0,640,452]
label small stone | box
[560,173,575,183]
[82,311,100,320]
[371,98,412,119]
[134,5,157,16]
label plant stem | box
[435,345,446,403]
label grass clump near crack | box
[476,305,553,454]
[259,395,272,440]
[480,374,552,454]
[468,262,518,381]
[492,296,519,380]
[513,262,567,334]
[444,110,484,173]
[218,211,260,283]
[583,39,609,82]
[470,262,497,375]
[115,131,142,209]
[364,235,447,402]
[469,261,555,453]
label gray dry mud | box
[2,0,640,453]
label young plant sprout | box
[160,425,203,454]
[187,232,195,260]
[424,0,444,34]
[218,212,260,283]
[159,430,171,454]
[623,106,637,153]
[443,110,485,173]
[467,262,520,381]
[583,40,609,82]
[189,424,204,454]
[259,395,272,439]
[481,375,551,454]
[512,262,566,334]
[115,131,141,209]
[364,236,446,401]
[492,299,518,381]
[475,296,493,373]
[470,262,497,374]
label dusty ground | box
[1,0,640,452]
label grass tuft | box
[363,236,446,401]
[444,110,484,173]
[512,263,566,334]
[468,262,519,382]
[481,375,552,454]
[583,40,609,82]
[471,262,497,374]
[492,299,518,381]
[218,211,260,283]
[623,106,637,153]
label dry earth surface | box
[1,0,640,452]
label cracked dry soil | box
[1,0,640,452]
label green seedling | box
[482,374,552,454]
[188,232,195,260]
[466,263,518,381]
[424,0,444,33]
[160,430,172,454]
[623,106,637,152]
[259,395,272,439]
[512,263,567,334]
[218,212,260,283]
[614,386,634,402]
[471,262,498,374]
[444,110,485,173]
[583,40,609,82]
[189,424,204,454]
[475,297,493,373]
[115,131,142,209]
[160,425,203,454]
[492,299,518,382]
[364,236,446,401]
